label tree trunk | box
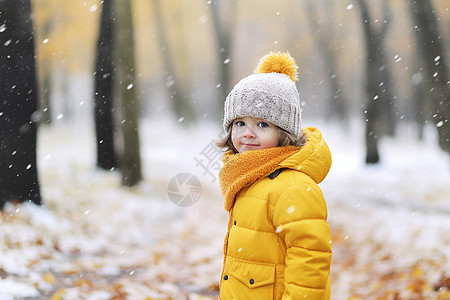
[305,0,348,125]
[171,4,194,123]
[37,16,53,125]
[209,0,236,120]
[407,0,450,155]
[40,69,52,124]
[152,0,195,124]
[94,0,118,170]
[356,0,393,164]
[0,0,41,208]
[411,68,427,140]
[114,0,142,186]
[379,1,396,138]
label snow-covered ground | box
[0,117,449,299]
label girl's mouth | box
[242,143,259,148]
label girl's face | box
[231,116,280,153]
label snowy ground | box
[0,117,449,299]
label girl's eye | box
[235,120,245,127]
[258,122,269,128]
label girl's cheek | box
[232,126,243,135]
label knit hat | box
[223,51,302,138]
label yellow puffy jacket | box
[220,127,332,300]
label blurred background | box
[29,0,448,124]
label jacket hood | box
[279,127,331,183]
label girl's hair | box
[215,124,307,153]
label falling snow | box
[286,205,296,214]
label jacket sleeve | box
[272,182,332,300]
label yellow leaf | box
[437,291,450,299]
[43,272,56,285]
[75,278,94,288]
[50,288,66,300]
[413,265,422,277]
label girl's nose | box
[243,127,255,138]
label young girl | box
[216,51,332,299]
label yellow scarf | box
[218,145,300,258]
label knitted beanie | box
[223,51,302,138]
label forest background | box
[2,0,449,194]
[32,0,449,135]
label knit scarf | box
[218,145,300,258]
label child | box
[216,51,332,299]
